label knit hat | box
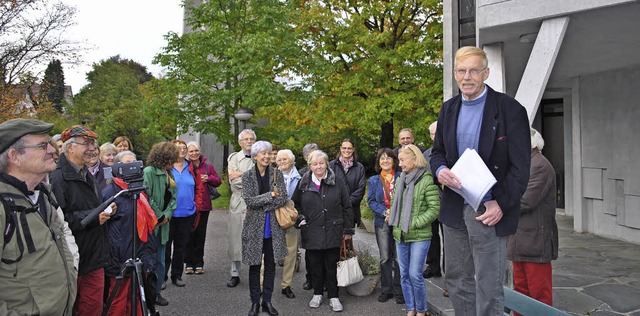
[61,125,98,142]
[0,118,54,153]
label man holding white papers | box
[430,46,531,315]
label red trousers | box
[105,277,143,316]
[74,268,105,316]
[512,261,553,316]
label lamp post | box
[233,107,254,130]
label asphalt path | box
[156,209,409,316]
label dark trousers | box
[164,213,196,281]
[185,211,210,268]
[426,219,444,273]
[307,247,340,298]
[249,238,275,304]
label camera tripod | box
[101,185,151,316]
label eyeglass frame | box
[15,141,53,151]
[454,68,486,77]
[71,139,98,148]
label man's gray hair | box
[250,141,272,158]
[186,141,200,150]
[277,149,295,162]
[307,150,329,165]
[531,128,545,150]
[398,127,414,137]
[0,138,25,172]
[238,129,256,142]
[115,151,136,163]
[302,143,319,162]
[61,137,75,154]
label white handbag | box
[336,239,364,287]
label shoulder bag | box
[273,167,298,229]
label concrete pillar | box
[442,0,458,101]
[483,43,505,93]
[571,77,584,232]
[514,16,570,124]
[563,93,573,216]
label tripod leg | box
[103,277,125,316]
[134,260,149,316]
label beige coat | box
[227,151,254,261]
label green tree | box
[68,57,178,157]
[153,0,300,145]
[266,0,443,157]
[40,59,66,113]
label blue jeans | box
[155,242,166,292]
[396,239,430,313]
[375,224,402,296]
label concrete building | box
[443,0,640,244]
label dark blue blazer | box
[430,86,531,237]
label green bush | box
[357,248,380,275]
[360,187,374,220]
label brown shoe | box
[185,267,194,274]
[442,289,449,297]
[195,267,204,274]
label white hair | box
[186,141,200,150]
[531,128,545,150]
[114,151,136,163]
[277,149,295,162]
[237,129,256,142]
[250,141,272,158]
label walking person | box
[507,128,558,314]
[184,141,221,275]
[389,145,440,316]
[241,141,288,316]
[164,140,204,288]
[226,129,256,287]
[430,46,531,315]
[367,148,404,304]
[143,142,179,306]
[276,149,302,299]
[293,150,354,312]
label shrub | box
[357,248,380,275]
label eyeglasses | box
[379,156,393,161]
[240,137,255,142]
[341,147,354,151]
[455,68,486,77]
[15,142,51,150]
[72,140,98,148]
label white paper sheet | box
[449,148,497,211]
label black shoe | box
[248,303,260,316]
[423,268,442,279]
[227,276,240,287]
[261,301,279,316]
[171,278,186,287]
[277,258,285,267]
[303,279,312,290]
[395,296,405,304]
[378,293,393,302]
[281,286,296,299]
[155,294,169,306]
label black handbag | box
[205,164,221,200]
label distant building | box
[443,0,640,244]
[4,83,74,115]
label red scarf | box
[380,170,395,209]
[113,178,158,242]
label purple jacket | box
[193,155,222,211]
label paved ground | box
[156,210,640,316]
[156,210,410,316]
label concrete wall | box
[578,65,640,244]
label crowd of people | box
[0,45,559,316]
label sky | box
[61,0,185,93]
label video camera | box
[105,160,145,189]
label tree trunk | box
[380,120,394,149]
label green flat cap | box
[0,118,54,154]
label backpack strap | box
[1,193,25,264]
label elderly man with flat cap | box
[50,125,117,316]
[0,118,77,315]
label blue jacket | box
[367,172,400,228]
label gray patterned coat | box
[241,164,288,266]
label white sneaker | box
[329,298,343,312]
[309,295,322,308]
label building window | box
[458,0,476,47]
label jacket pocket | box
[515,227,544,257]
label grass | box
[211,180,231,209]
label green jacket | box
[392,172,440,243]
[0,180,76,316]
[143,166,176,245]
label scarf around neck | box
[339,156,354,173]
[388,167,426,233]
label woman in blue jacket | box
[367,148,403,304]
